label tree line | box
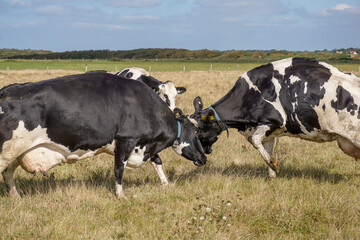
[1,48,359,61]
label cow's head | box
[117,67,186,111]
[189,96,224,154]
[172,108,207,166]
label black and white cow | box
[0,72,206,197]
[116,67,187,184]
[191,58,360,178]
[116,67,186,111]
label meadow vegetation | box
[0,65,360,239]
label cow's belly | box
[18,143,147,173]
[19,147,65,173]
[18,144,107,173]
[126,146,147,168]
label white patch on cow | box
[158,81,178,111]
[151,162,169,185]
[271,58,293,76]
[172,142,190,155]
[289,75,301,85]
[187,117,199,127]
[241,73,259,91]
[0,107,4,114]
[2,121,117,174]
[270,77,287,127]
[126,146,146,168]
[2,121,56,161]
[121,67,150,80]
[304,82,308,95]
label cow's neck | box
[211,78,259,130]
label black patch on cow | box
[322,104,326,111]
[274,58,331,133]
[331,86,359,118]
[140,75,162,90]
[247,63,277,102]
[212,77,284,132]
[164,94,171,106]
[117,69,129,77]
[126,72,133,78]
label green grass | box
[1,69,360,239]
[0,59,264,72]
[1,59,359,73]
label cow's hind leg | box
[150,154,169,186]
[2,158,20,197]
[114,137,138,198]
[263,139,277,178]
[251,126,279,174]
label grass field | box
[1,65,360,239]
[1,59,360,73]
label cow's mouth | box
[194,158,207,166]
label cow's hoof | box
[268,168,277,178]
[9,190,21,199]
[161,181,169,186]
[116,193,128,200]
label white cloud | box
[121,15,160,21]
[10,0,31,7]
[12,20,45,28]
[75,22,131,30]
[320,3,360,16]
[36,5,66,14]
[333,4,351,11]
[107,24,131,30]
[110,0,162,7]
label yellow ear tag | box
[198,102,201,104]
[153,89,156,92]
[209,116,215,121]
[201,115,206,120]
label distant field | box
[1,59,359,73]
[1,69,360,239]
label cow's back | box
[0,72,175,152]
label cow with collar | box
[191,57,360,178]
[116,67,186,111]
[0,72,206,198]
[116,67,186,185]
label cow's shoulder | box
[244,62,277,102]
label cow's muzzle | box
[194,157,207,166]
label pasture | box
[1,65,360,239]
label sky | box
[0,0,359,52]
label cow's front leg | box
[114,137,138,198]
[150,154,169,186]
[2,158,21,198]
[251,126,279,174]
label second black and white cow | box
[191,58,360,178]
[116,67,186,111]
[0,72,206,197]
[116,67,187,184]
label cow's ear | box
[206,109,216,123]
[174,108,184,118]
[193,96,203,112]
[176,87,187,94]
